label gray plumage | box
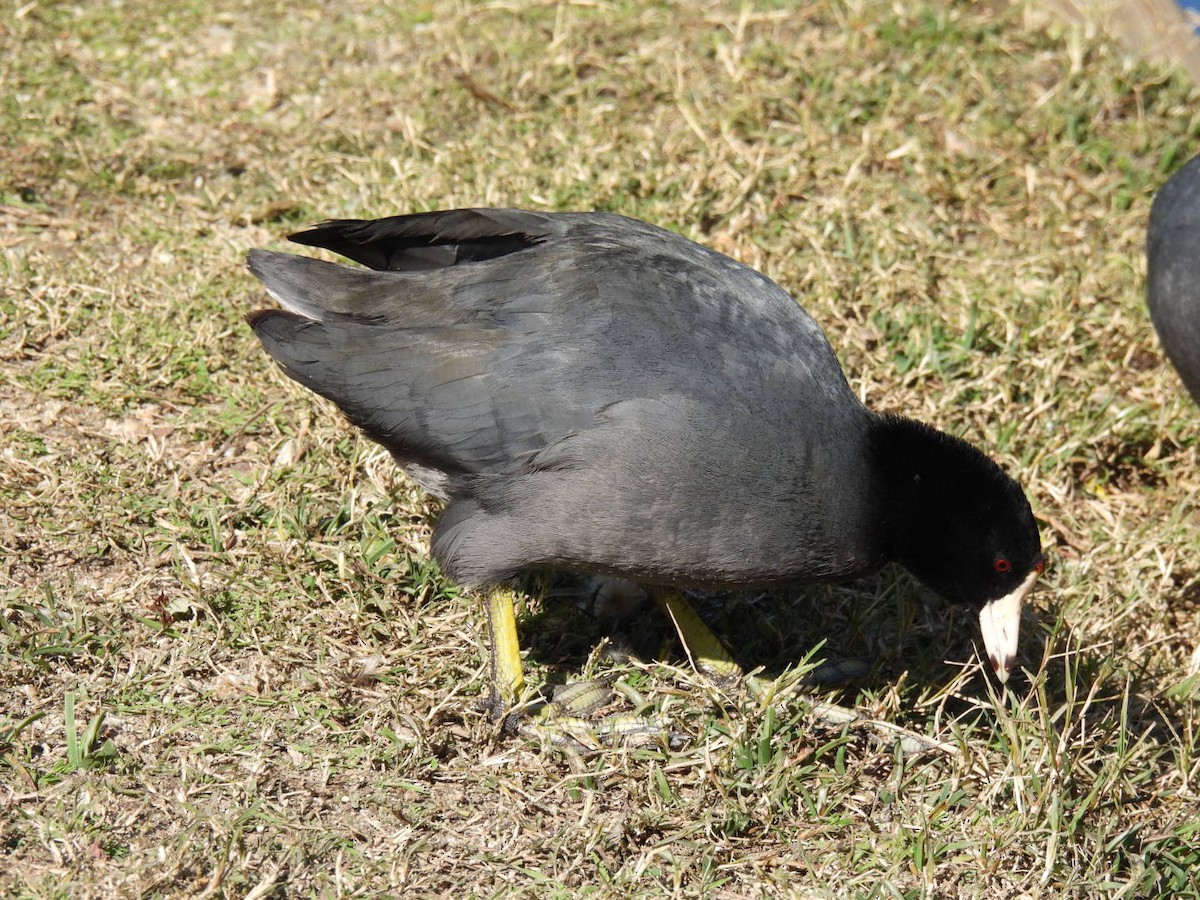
[248,209,1040,611]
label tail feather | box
[247,249,399,322]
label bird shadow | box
[514,567,1198,753]
[515,567,989,703]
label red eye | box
[1034,558,1046,575]
[993,558,1012,574]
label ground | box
[2,1,1199,897]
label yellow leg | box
[650,587,769,699]
[486,585,757,708]
[485,587,525,710]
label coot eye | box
[993,558,1011,574]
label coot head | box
[874,415,1044,681]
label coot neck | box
[866,413,987,572]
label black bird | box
[1148,153,1200,406]
[247,209,1043,740]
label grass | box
[2,0,1200,896]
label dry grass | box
[3,0,1200,897]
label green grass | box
[3,0,1200,896]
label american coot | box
[1148,154,1200,405]
[248,209,1044,744]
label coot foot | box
[484,587,681,753]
